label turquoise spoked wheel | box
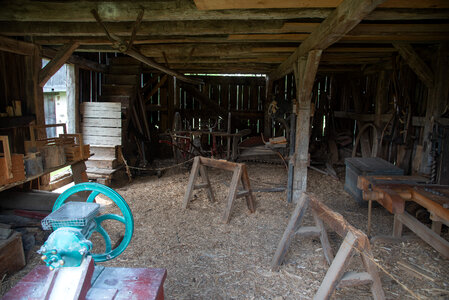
[53,182,134,262]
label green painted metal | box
[39,227,92,268]
[53,183,134,262]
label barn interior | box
[0,0,449,299]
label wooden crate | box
[61,134,90,162]
[81,102,122,146]
[25,123,68,153]
[0,232,26,278]
[0,154,25,185]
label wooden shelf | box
[0,159,84,193]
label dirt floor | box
[1,161,449,299]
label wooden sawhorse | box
[271,193,385,300]
[183,156,256,223]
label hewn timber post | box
[66,64,79,134]
[292,50,322,203]
[421,44,449,174]
[264,76,273,137]
[374,70,389,129]
[30,45,46,136]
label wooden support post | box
[292,50,322,203]
[272,194,385,299]
[421,44,449,174]
[226,112,232,160]
[374,70,389,129]
[287,110,296,203]
[264,77,273,137]
[183,157,255,223]
[39,42,80,87]
[25,45,45,130]
[66,64,79,134]
[167,76,175,135]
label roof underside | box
[1,0,448,75]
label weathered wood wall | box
[0,51,27,114]
[143,74,266,137]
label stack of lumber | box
[81,102,123,185]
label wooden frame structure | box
[358,175,449,259]
[183,156,256,223]
[271,193,385,299]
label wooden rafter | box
[270,0,387,80]
[2,1,447,23]
[41,47,107,73]
[2,22,448,39]
[194,0,449,9]
[38,42,79,87]
[91,9,202,85]
[0,35,35,56]
[393,43,434,88]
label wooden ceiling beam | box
[230,33,449,43]
[393,42,434,88]
[38,42,79,87]
[0,35,35,55]
[41,47,107,73]
[270,0,386,80]
[194,0,449,10]
[2,22,448,38]
[0,20,289,37]
[1,1,448,22]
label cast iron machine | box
[3,182,168,300]
[38,182,134,269]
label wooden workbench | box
[358,175,449,259]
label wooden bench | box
[358,175,449,259]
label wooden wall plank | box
[81,127,121,137]
[81,110,121,119]
[83,135,121,146]
[82,119,121,128]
